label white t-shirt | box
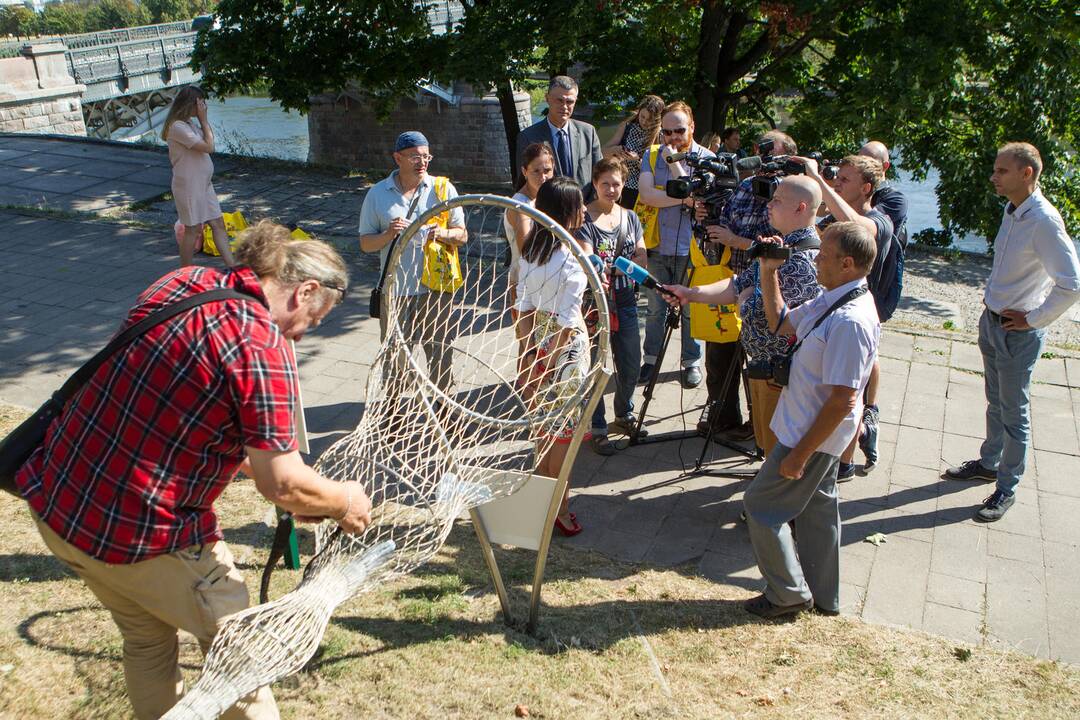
[770,278,880,457]
[502,191,533,286]
[515,244,587,329]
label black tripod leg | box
[631,303,680,444]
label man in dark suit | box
[515,76,603,193]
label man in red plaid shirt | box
[16,222,371,720]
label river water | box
[190,95,990,253]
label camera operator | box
[695,130,798,439]
[663,176,823,455]
[801,154,893,479]
[637,100,712,389]
[742,221,880,618]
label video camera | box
[663,151,759,227]
[748,140,839,200]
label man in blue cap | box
[359,131,468,392]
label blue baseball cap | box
[395,131,429,151]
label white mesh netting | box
[162,194,610,719]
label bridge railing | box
[67,32,197,87]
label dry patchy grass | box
[1,402,1078,719]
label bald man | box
[666,175,823,454]
[859,141,908,248]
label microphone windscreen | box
[614,256,651,285]
[737,155,763,172]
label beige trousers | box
[32,512,278,720]
[749,377,783,456]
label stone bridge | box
[0,20,199,140]
[1,3,529,181]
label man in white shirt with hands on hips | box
[945,142,1080,522]
[721,221,880,618]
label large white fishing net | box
[163,194,610,719]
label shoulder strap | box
[434,176,449,202]
[375,186,426,292]
[647,144,661,175]
[54,288,254,404]
[793,286,867,352]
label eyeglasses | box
[407,154,434,164]
[322,282,347,304]
[660,128,687,136]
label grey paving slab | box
[926,571,985,614]
[862,534,932,630]
[986,557,1050,659]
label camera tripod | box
[628,261,761,480]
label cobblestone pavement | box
[2,137,1079,665]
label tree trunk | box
[496,78,522,184]
[693,1,729,133]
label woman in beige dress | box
[161,86,235,267]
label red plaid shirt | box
[17,266,298,564]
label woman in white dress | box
[161,86,236,267]
[503,141,555,305]
[515,177,591,536]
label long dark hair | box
[521,177,583,266]
[516,141,556,191]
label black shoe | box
[859,404,879,468]
[590,435,618,456]
[837,462,856,483]
[638,363,655,385]
[974,490,1015,522]
[743,593,812,619]
[945,459,996,482]
[721,421,755,442]
[681,366,703,388]
[609,414,646,438]
[813,604,840,617]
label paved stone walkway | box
[2,137,1079,666]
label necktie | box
[555,128,572,177]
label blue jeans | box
[592,301,641,435]
[642,253,702,368]
[978,309,1045,496]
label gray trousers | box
[378,291,455,394]
[743,443,841,612]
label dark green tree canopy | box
[193,0,1078,245]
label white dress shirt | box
[984,189,1080,329]
[770,278,881,458]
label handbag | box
[419,176,462,293]
[0,288,253,497]
[689,240,741,343]
[632,144,663,250]
[370,184,425,319]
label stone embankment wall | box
[307,84,530,183]
[0,43,87,136]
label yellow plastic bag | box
[689,241,741,343]
[633,144,662,250]
[420,176,463,293]
[202,211,249,256]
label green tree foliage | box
[144,0,213,24]
[0,6,38,38]
[194,0,1077,242]
[791,0,1079,246]
[84,0,151,32]
[37,2,88,35]
[193,0,446,113]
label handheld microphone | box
[614,257,677,297]
[665,150,690,164]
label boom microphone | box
[613,257,677,297]
[735,155,763,172]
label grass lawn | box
[1,403,1078,719]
